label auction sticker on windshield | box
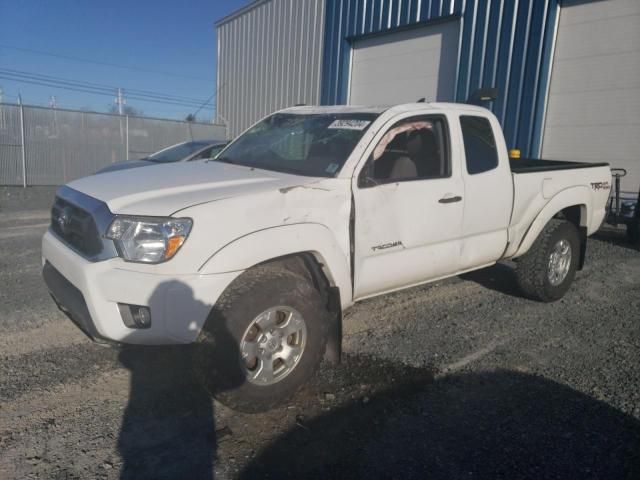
[327,119,371,130]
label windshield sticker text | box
[327,119,371,131]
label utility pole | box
[115,88,125,115]
[114,88,126,157]
[49,95,59,136]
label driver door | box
[352,114,464,299]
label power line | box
[0,68,214,106]
[0,69,216,110]
[191,92,217,118]
[0,70,211,108]
[0,74,214,110]
[0,44,212,83]
[0,75,215,110]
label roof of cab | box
[279,102,491,116]
[280,105,388,115]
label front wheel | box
[193,266,329,413]
[516,219,580,302]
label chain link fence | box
[0,103,227,186]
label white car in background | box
[96,140,228,174]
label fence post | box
[18,96,27,188]
[125,115,129,160]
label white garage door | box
[348,20,460,106]
[542,0,640,192]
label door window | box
[460,116,499,174]
[360,116,450,187]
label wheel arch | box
[198,223,352,305]
[513,186,591,262]
[199,225,350,364]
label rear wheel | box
[516,219,580,302]
[193,265,329,413]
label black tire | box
[516,219,580,302]
[193,265,329,413]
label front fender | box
[198,223,353,307]
[511,186,590,259]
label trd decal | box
[372,241,404,251]
[590,181,610,191]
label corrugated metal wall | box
[0,104,226,186]
[216,0,327,138]
[321,0,559,157]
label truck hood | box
[96,159,155,174]
[67,160,321,216]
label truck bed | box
[510,158,609,174]
[505,160,612,259]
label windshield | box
[148,142,209,163]
[214,112,378,177]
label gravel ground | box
[0,186,639,479]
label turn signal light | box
[165,236,187,260]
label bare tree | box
[109,105,143,116]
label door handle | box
[438,195,462,204]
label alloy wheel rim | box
[240,306,307,386]
[547,239,572,286]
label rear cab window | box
[460,116,499,174]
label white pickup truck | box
[43,102,611,411]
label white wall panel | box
[348,20,460,106]
[542,0,640,192]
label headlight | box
[105,216,192,263]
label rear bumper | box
[42,230,241,345]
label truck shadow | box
[592,228,639,252]
[242,367,640,479]
[117,344,215,479]
[461,233,640,299]
[116,281,243,480]
[459,262,528,299]
[113,284,640,479]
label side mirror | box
[358,175,378,189]
[357,156,378,188]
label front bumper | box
[42,230,241,345]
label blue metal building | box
[320,0,558,158]
[216,0,640,189]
